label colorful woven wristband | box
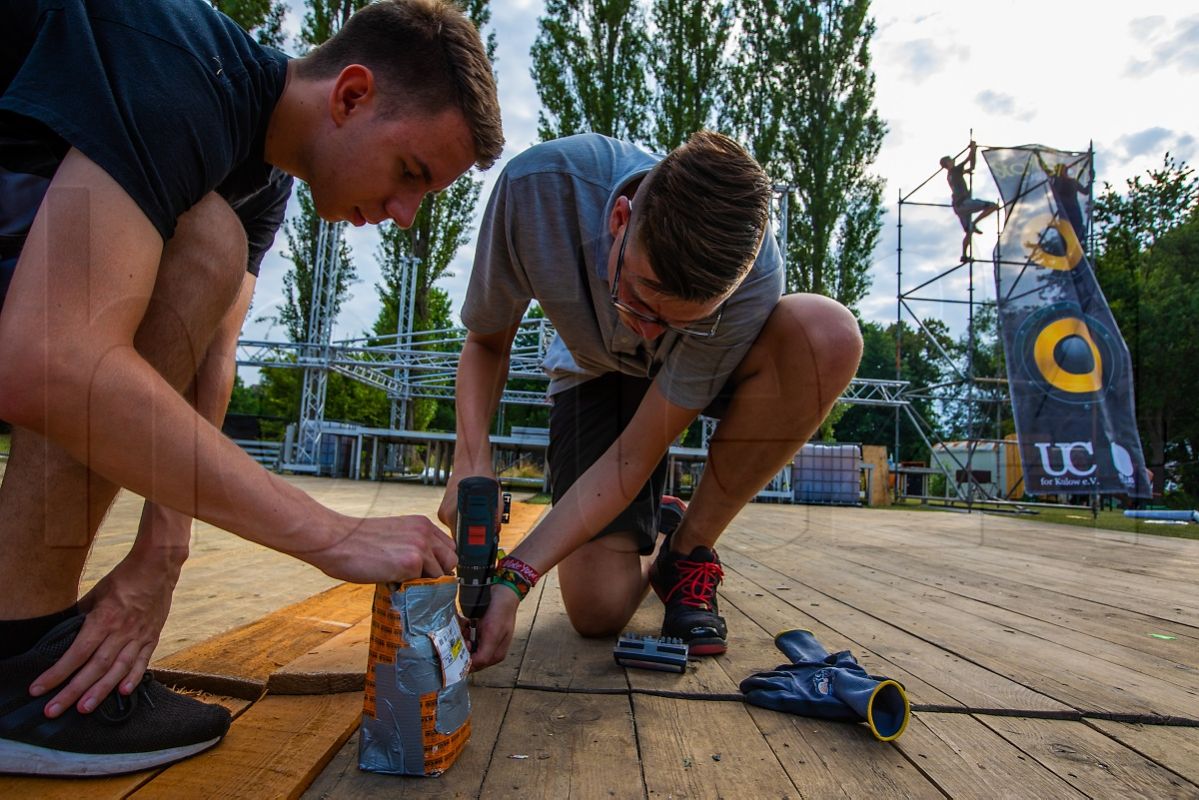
[494,577,527,601]
[498,555,541,587]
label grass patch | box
[883,499,1199,540]
[0,433,9,457]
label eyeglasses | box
[609,222,724,338]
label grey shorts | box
[547,372,732,555]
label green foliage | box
[270,184,358,343]
[940,303,1011,443]
[1094,153,1199,501]
[369,0,495,432]
[300,0,369,52]
[834,318,952,461]
[211,0,288,48]
[723,0,885,309]
[646,0,734,152]
[374,179,481,332]
[530,0,651,142]
[228,373,267,417]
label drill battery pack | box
[613,633,689,673]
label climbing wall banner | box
[982,146,1150,497]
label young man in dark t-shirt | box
[0,0,502,776]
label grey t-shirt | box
[461,133,784,410]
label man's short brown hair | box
[635,130,772,302]
[296,0,503,170]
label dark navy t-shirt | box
[0,0,293,275]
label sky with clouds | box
[243,0,1198,352]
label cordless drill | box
[455,476,510,650]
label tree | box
[530,0,651,142]
[257,185,360,428]
[1138,219,1199,502]
[256,0,367,428]
[724,0,885,310]
[721,0,786,170]
[646,0,734,152]
[1094,154,1199,500]
[211,0,288,48]
[834,318,952,462]
[371,0,496,432]
[939,303,1010,444]
[299,0,367,50]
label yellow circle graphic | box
[1033,317,1103,393]
[1022,214,1084,271]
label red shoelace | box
[665,558,725,610]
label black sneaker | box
[650,545,728,655]
[0,616,231,776]
[658,495,687,539]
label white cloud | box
[1125,13,1199,77]
[246,0,1199,349]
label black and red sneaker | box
[658,495,687,539]
[650,545,728,655]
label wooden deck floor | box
[4,476,1199,798]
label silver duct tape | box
[358,580,472,776]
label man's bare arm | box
[438,324,519,527]
[509,380,698,573]
[0,150,450,582]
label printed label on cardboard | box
[429,621,471,686]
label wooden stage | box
[2,476,1197,798]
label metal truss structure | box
[895,139,1095,506]
[240,183,914,473]
[293,220,344,471]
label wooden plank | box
[153,583,375,696]
[622,591,742,696]
[739,502,1199,582]
[516,569,626,692]
[718,559,962,707]
[501,500,548,552]
[266,618,372,695]
[634,693,796,800]
[725,539,1199,719]
[811,541,1199,687]
[840,527,1199,629]
[0,694,250,800]
[719,549,1073,715]
[802,550,1199,718]
[480,690,642,799]
[895,712,1087,799]
[977,714,1199,798]
[302,686,513,799]
[130,692,363,800]
[821,515,1199,624]
[745,704,942,798]
[830,545,1199,667]
[469,572,547,690]
[1088,718,1199,786]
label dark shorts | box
[0,114,64,313]
[547,372,733,555]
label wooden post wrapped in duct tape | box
[359,578,472,776]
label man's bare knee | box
[565,601,632,639]
[767,294,863,397]
[557,537,645,638]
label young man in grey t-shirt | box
[440,131,862,668]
